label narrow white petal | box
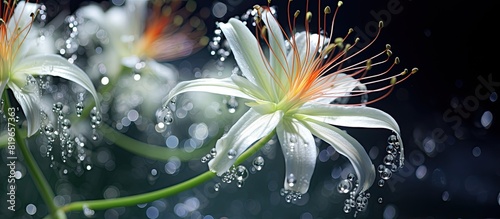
[208,109,282,175]
[287,32,328,75]
[220,19,272,91]
[302,119,375,193]
[126,0,148,36]
[163,77,256,108]
[8,2,38,37]
[9,83,41,137]
[8,2,39,59]
[297,104,404,166]
[231,75,270,101]
[261,10,288,82]
[313,73,366,104]
[276,119,317,194]
[13,54,100,109]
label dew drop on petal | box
[287,173,297,187]
[227,149,236,159]
[387,134,398,145]
[210,148,217,156]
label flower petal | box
[163,77,256,108]
[302,119,375,193]
[288,32,328,72]
[276,119,317,194]
[9,82,41,137]
[208,109,282,175]
[220,18,272,91]
[125,0,148,36]
[261,9,288,84]
[231,74,270,101]
[313,73,367,104]
[296,104,404,167]
[8,2,40,59]
[13,54,100,109]
[8,2,38,37]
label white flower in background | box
[1,0,100,137]
[76,0,207,123]
[163,2,417,195]
[77,0,207,81]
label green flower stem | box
[101,123,220,161]
[61,129,276,213]
[2,94,63,219]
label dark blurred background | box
[1,0,498,219]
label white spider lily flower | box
[77,0,207,81]
[1,1,100,137]
[162,2,416,195]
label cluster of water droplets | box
[40,100,101,175]
[337,173,371,217]
[280,188,303,203]
[376,134,403,188]
[201,146,266,192]
[155,98,176,133]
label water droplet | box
[377,164,385,173]
[201,155,210,163]
[289,136,297,143]
[337,179,352,194]
[378,197,383,203]
[383,154,395,165]
[53,102,63,112]
[235,165,248,181]
[210,148,217,156]
[387,134,398,145]
[214,183,221,191]
[157,107,174,125]
[252,156,265,171]
[287,173,297,187]
[378,179,385,187]
[343,205,351,213]
[155,122,167,133]
[83,205,94,217]
[86,165,92,171]
[227,149,236,159]
[226,96,238,113]
[386,144,396,154]
[347,173,356,181]
[76,102,84,117]
[236,180,244,188]
[61,119,71,129]
[44,124,54,136]
[380,167,392,180]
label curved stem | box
[2,93,63,218]
[101,123,219,161]
[61,129,276,213]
